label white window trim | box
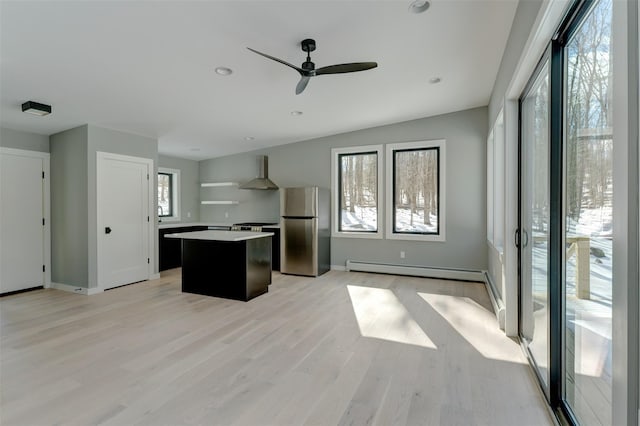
[158,167,180,222]
[385,139,446,242]
[494,112,505,253]
[489,109,505,255]
[331,145,384,239]
[487,129,495,245]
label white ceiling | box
[0,1,517,160]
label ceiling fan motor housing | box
[301,38,316,52]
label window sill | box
[332,231,383,240]
[385,232,445,242]
[158,216,181,223]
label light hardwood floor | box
[1,269,553,426]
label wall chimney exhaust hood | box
[239,155,279,190]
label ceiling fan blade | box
[247,47,304,74]
[296,76,311,95]
[315,62,378,75]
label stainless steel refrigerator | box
[280,187,330,276]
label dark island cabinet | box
[160,225,280,272]
[159,226,207,271]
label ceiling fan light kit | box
[247,38,378,95]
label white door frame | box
[96,151,154,291]
[0,147,51,289]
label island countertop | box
[158,222,280,229]
[165,230,274,242]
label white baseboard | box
[149,273,161,280]
[331,264,346,271]
[483,272,506,330]
[51,282,103,295]
[345,260,485,282]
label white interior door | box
[97,153,151,290]
[0,149,47,293]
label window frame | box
[331,145,383,239]
[157,167,180,222]
[493,109,505,252]
[385,139,446,242]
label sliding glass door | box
[520,57,551,393]
[563,0,613,423]
[518,0,615,424]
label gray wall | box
[0,127,49,152]
[488,0,543,126]
[486,0,543,299]
[50,125,89,286]
[49,124,158,289]
[199,155,280,223]
[159,155,200,223]
[200,107,488,270]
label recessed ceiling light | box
[244,136,255,141]
[409,0,430,14]
[215,67,233,76]
[290,111,303,116]
[429,77,442,84]
[21,100,52,116]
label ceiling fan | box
[247,38,378,95]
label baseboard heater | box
[345,260,485,283]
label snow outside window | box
[158,168,180,222]
[386,140,446,242]
[331,145,383,239]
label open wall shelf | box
[200,182,238,187]
[201,200,239,205]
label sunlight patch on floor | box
[419,293,525,363]
[347,285,436,349]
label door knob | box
[105,227,112,234]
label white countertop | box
[164,230,274,242]
[158,222,280,229]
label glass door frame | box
[518,1,623,424]
[517,45,553,403]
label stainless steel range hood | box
[239,155,279,190]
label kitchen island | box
[165,230,273,302]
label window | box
[487,110,505,250]
[487,129,494,243]
[331,145,383,238]
[386,140,446,241]
[157,168,180,221]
